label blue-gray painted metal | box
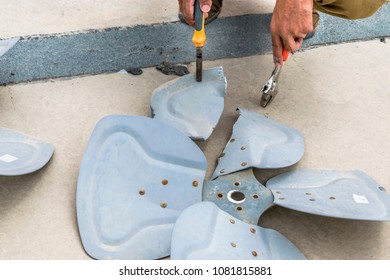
[151,67,226,140]
[170,201,305,260]
[212,108,304,179]
[0,37,19,58]
[267,169,390,221]
[76,115,207,260]
[0,128,54,176]
[203,168,274,224]
[1,2,390,85]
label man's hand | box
[270,0,313,66]
[178,0,212,26]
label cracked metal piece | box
[0,37,20,57]
[151,66,226,141]
[0,128,54,176]
[212,108,304,179]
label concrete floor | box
[1,0,390,260]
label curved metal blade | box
[0,37,20,57]
[267,169,390,221]
[212,108,304,179]
[76,115,207,260]
[0,128,54,176]
[203,168,274,225]
[151,66,226,141]
[171,201,306,260]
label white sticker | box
[353,194,369,204]
[0,154,18,163]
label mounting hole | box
[139,189,145,196]
[252,194,259,199]
[329,196,336,200]
[234,181,241,186]
[252,251,258,257]
[309,198,316,202]
[240,146,246,150]
[241,162,248,167]
[192,181,199,187]
[236,206,243,212]
[230,139,236,143]
[217,193,224,199]
[162,179,168,186]
[227,190,246,204]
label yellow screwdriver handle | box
[192,0,206,47]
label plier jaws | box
[260,65,282,108]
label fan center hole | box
[227,190,246,204]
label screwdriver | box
[192,0,206,82]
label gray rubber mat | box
[212,108,304,179]
[151,67,226,140]
[76,115,207,259]
[0,128,54,176]
[267,169,390,221]
[1,3,389,85]
[170,201,305,260]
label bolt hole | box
[329,196,336,200]
[228,190,246,204]
[162,179,168,185]
[241,162,248,167]
[139,189,145,196]
[252,251,258,257]
[192,181,199,187]
[234,181,241,186]
[217,193,224,199]
[250,228,256,234]
[241,146,246,150]
[309,198,316,202]
[236,206,243,212]
[252,194,259,199]
[230,139,236,143]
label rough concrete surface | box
[1,0,390,261]
[1,40,390,259]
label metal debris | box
[156,61,189,76]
